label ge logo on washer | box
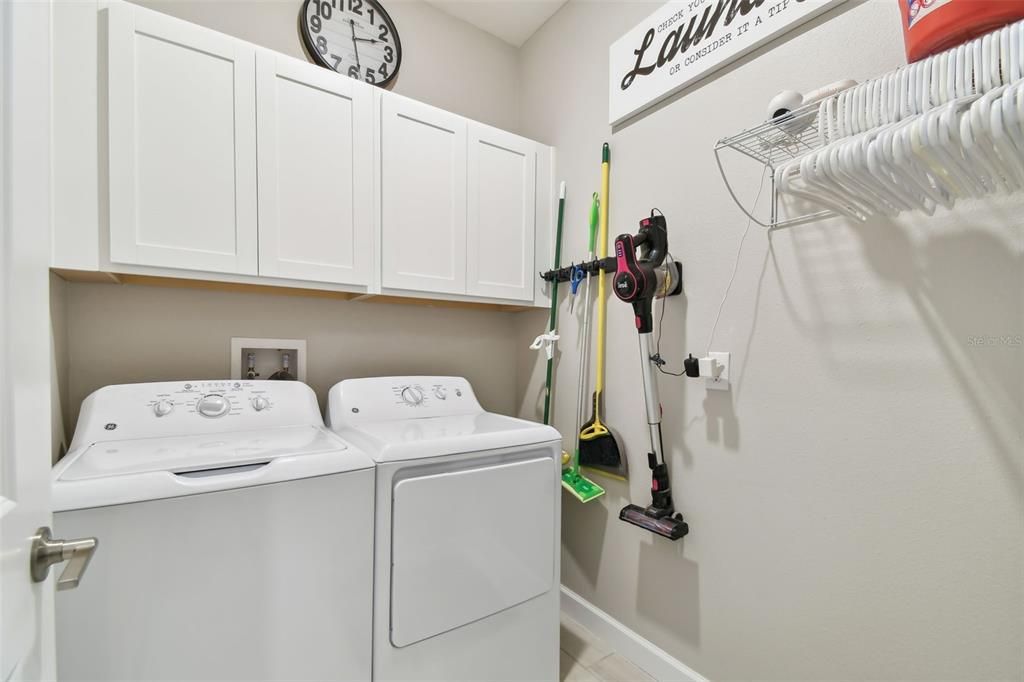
[104,423,117,430]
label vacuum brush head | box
[619,504,689,541]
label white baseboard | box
[560,586,708,682]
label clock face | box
[300,0,401,87]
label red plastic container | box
[900,0,1024,62]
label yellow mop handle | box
[596,143,610,397]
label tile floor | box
[560,614,655,682]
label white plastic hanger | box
[1010,23,1022,82]
[776,159,858,218]
[846,130,906,214]
[935,96,986,197]
[968,85,1014,191]
[989,83,1024,188]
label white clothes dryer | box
[327,376,562,682]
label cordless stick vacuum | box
[613,212,688,541]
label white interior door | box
[1,2,56,678]
[107,2,258,275]
[380,94,467,295]
[256,51,374,286]
[466,124,536,301]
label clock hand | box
[353,37,378,43]
[349,19,361,70]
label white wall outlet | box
[705,351,730,391]
[230,338,307,382]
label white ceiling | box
[422,0,568,47]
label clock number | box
[304,0,396,82]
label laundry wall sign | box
[609,0,846,125]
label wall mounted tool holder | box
[540,256,616,284]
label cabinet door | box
[108,3,257,275]
[466,124,537,301]
[256,52,373,286]
[380,94,467,295]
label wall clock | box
[300,0,402,87]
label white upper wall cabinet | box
[107,3,258,275]
[53,2,553,306]
[256,51,374,286]
[466,124,536,301]
[380,94,468,295]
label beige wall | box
[516,1,1023,679]
[129,0,522,132]
[60,281,521,438]
[50,273,71,460]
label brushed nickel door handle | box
[29,526,98,591]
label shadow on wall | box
[771,205,1023,499]
[560,490,702,648]
[637,539,701,648]
[562,491,611,590]
[703,390,739,451]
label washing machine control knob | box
[400,386,424,406]
[197,394,230,418]
[433,386,447,400]
[251,396,270,412]
[153,400,174,417]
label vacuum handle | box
[614,233,655,333]
[632,300,654,334]
[636,213,668,268]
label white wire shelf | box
[714,101,836,229]
[715,19,1024,229]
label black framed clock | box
[300,0,402,87]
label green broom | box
[561,193,604,503]
[535,182,567,428]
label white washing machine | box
[53,380,375,681]
[326,376,562,682]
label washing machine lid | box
[53,426,373,511]
[337,413,560,462]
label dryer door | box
[390,454,556,647]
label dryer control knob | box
[197,394,230,418]
[251,396,270,412]
[433,386,447,400]
[400,386,424,406]
[153,400,174,417]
